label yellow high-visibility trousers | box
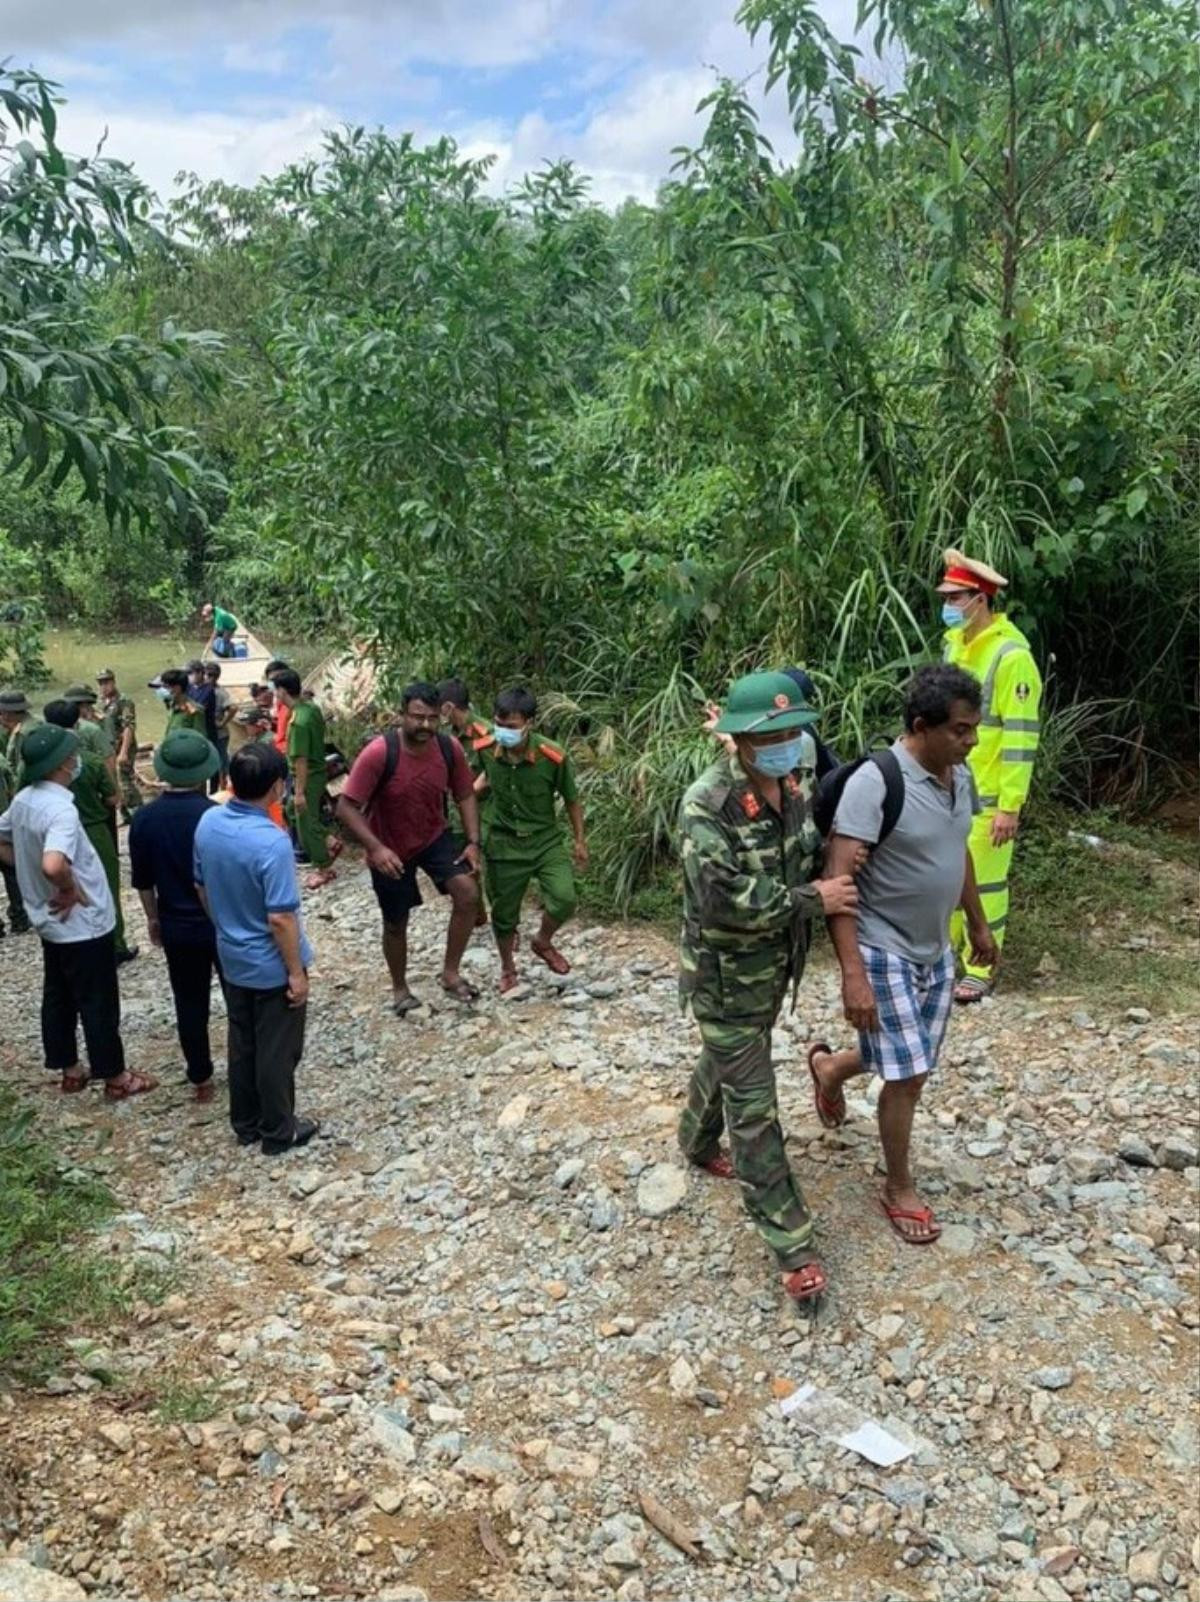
[951,810,1013,982]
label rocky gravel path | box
[1,851,1197,1602]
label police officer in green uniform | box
[62,684,115,780]
[0,688,36,933]
[439,678,492,927]
[474,687,587,993]
[96,667,141,822]
[678,671,858,1305]
[43,700,137,963]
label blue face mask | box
[942,602,968,628]
[155,686,172,702]
[749,737,806,778]
[68,754,83,783]
[493,724,525,749]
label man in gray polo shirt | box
[809,665,996,1244]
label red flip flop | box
[878,1196,942,1244]
[697,1152,735,1180]
[530,940,570,976]
[781,1259,827,1303]
[807,1042,845,1129]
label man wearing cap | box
[0,690,37,934]
[234,706,285,827]
[129,732,223,1101]
[43,701,137,964]
[937,548,1042,1002]
[677,670,859,1304]
[62,684,116,789]
[0,724,153,1099]
[96,668,141,822]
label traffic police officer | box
[938,548,1042,1001]
[678,671,858,1304]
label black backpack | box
[813,748,905,847]
[363,727,457,820]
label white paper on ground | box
[779,1381,914,1467]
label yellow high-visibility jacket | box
[944,615,1042,812]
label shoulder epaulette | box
[537,740,565,765]
[473,733,496,752]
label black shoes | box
[262,1116,320,1157]
[116,946,139,965]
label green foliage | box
[0,1088,121,1380]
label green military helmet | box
[63,682,98,705]
[153,730,219,787]
[714,671,819,736]
[20,724,80,783]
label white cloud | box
[53,98,335,198]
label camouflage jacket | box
[99,692,136,759]
[679,753,824,1010]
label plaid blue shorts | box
[858,943,955,1082]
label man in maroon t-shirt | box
[337,681,483,1013]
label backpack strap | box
[364,728,400,817]
[871,749,906,845]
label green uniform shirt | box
[76,719,113,762]
[1,715,38,803]
[678,752,824,1019]
[212,604,238,633]
[99,691,136,762]
[70,751,116,830]
[286,699,326,770]
[459,710,492,779]
[165,702,207,738]
[477,731,578,859]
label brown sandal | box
[781,1259,827,1303]
[530,939,570,975]
[104,1070,157,1101]
[61,1068,89,1094]
[807,1041,846,1129]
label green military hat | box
[0,688,31,715]
[21,724,80,783]
[95,667,117,682]
[63,682,98,705]
[153,730,220,787]
[714,671,819,735]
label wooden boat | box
[202,626,275,700]
[302,641,382,718]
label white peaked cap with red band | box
[936,547,1008,596]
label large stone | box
[1117,1135,1157,1168]
[371,1407,417,1465]
[1158,1134,1199,1171]
[938,1224,978,1257]
[636,1162,688,1218]
[0,1562,86,1602]
[497,1094,530,1130]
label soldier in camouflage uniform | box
[0,688,36,933]
[678,671,858,1304]
[96,668,142,823]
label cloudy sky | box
[1,0,864,207]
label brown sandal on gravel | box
[530,939,570,975]
[807,1041,846,1129]
[61,1068,89,1093]
[781,1259,827,1303]
[440,977,480,1004]
[104,1070,157,1102]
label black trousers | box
[225,981,306,1145]
[1,860,28,932]
[41,932,125,1080]
[163,940,225,1084]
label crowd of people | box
[0,548,1042,1300]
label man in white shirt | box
[0,724,155,1101]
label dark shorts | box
[370,830,472,924]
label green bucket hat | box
[154,730,220,787]
[21,724,80,784]
[0,688,31,715]
[714,670,819,736]
[63,682,98,705]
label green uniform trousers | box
[949,810,1013,982]
[678,1002,815,1271]
[290,773,330,869]
[485,836,576,938]
[85,820,130,957]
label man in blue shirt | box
[193,741,319,1155]
[129,731,223,1101]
